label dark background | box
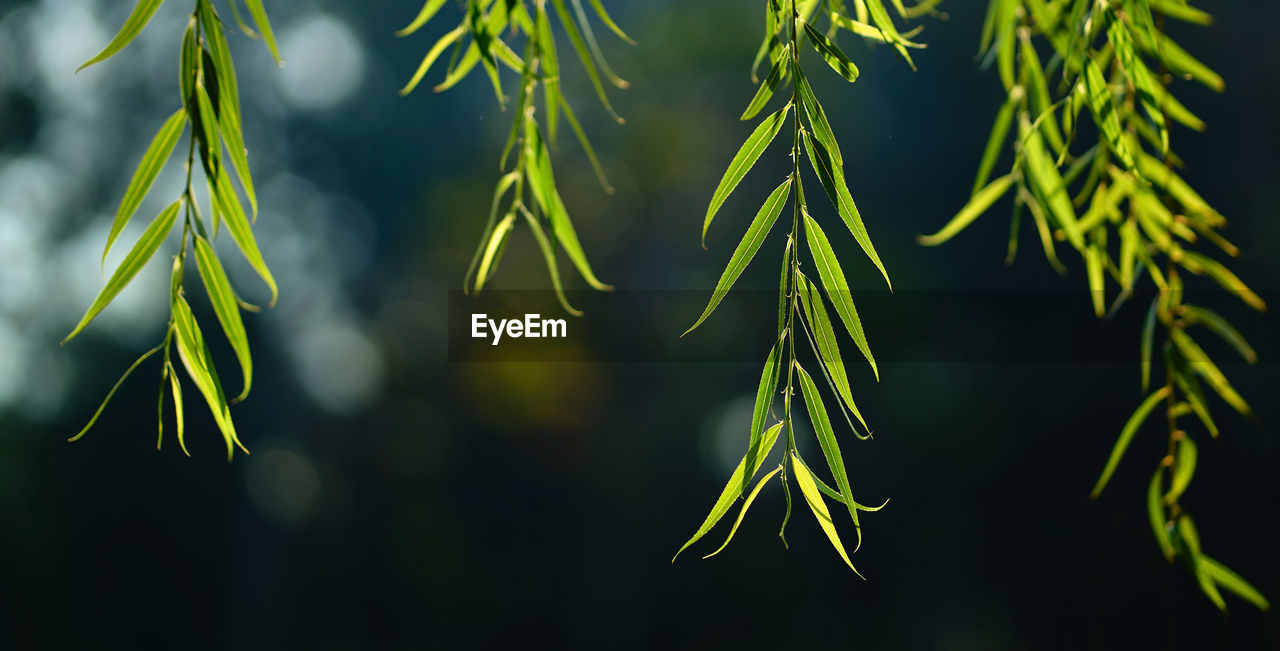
[1,1,1278,649]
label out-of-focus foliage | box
[920,0,1268,611]
[398,0,632,315]
[65,0,281,460]
[676,0,936,573]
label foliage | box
[66,0,281,460]
[920,0,1268,611]
[398,0,632,315]
[675,0,935,573]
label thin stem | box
[783,0,802,456]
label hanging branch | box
[66,0,282,460]
[398,0,632,315]
[920,0,1268,611]
[675,0,930,574]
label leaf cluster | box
[677,0,932,573]
[398,0,633,314]
[67,0,280,460]
[920,0,1267,611]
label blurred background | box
[2,0,1278,648]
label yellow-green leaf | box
[66,199,182,344]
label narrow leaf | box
[685,178,791,335]
[703,105,790,247]
[78,0,165,72]
[66,200,182,344]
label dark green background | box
[1,1,1277,648]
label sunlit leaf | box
[194,235,252,402]
[1201,556,1271,611]
[803,211,877,377]
[65,199,182,344]
[1147,466,1174,561]
[703,105,790,248]
[704,465,783,559]
[78,0,165,72]
[803,21,859,82]
[673,422,784,561]
[67,344,164,442]
[397,0,450,37]
[1165,434,1197,504]
[919,174,1014,246]
[1091,386,1170,498]
[241,0,283,65]
[685,178,791,335]
[103,108,186,267]
[796,363,864,550]
[523,117,612,291]
[791,451,863,576]
[742,45,789,121]
[211,164,278,306]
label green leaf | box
[1176,251,1267,313]
[919,174,1014,246]
[1141,296,1158,391]
[550,0,624,123]
[400,24,467,96]
[473,211,515,296]
[803,211,877,378]
[241,0,283,65]
[1085,234,1105,317]
[1147,466,1175,561]
[794,65,841,168]
[68,343,164,442]
[703,465,783,559]
[536,4,562,143]
[587,0,636,45]
[1173,514,1227,610]
[703,105,790,247]
[211,163,278,306]
[673,422,784,561]
[194,235,252,403]
[397,0,450,37]
[65,199,182,344]
[972,93,1015,196]
[801,129,892,289]
[194,77,221,176]
[172,293,243,460]
[518,207,582,317]
[180,17,197,106]
[523,117,611,291]
[1200,556,1271,611]
[202,8,257,219]
[1166,434,1197,504]
[103,108,186,267]
[465,172,520,293]
[797,273,868,431]
[803,21,859,82]
[746,334,787,496]
[1091,386,1170,498]
[1083,58,1134,169]
[685,178,791,335]
[78,0,165,72]
[1181,306,1257,364]
[1170,329,1251,417]
[741,45,789,121]
[557,92,613,193]
[791,451,863,577]
[168,360,188,456]
[568,0,629,90]
[468,0,506,109]
[796,363,864,550]
[1020,115,1083,250]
